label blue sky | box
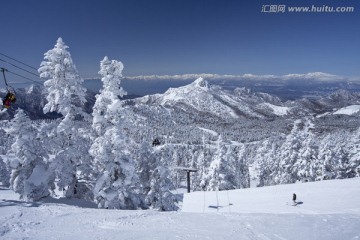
[0,0,359,83]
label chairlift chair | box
[1,68,16,109]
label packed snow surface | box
[1,178,360,240]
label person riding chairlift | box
[1,68,16,109]
[2,91,16,109]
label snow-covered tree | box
[333,142,350,179]
[135,140,157,197]
[293,118,317,182]
[0,156,10,187]
[38,37,87,117]
[276,119,310,184]
[90,56,142,209]
[145,166,178,211]
[142,142,179,210]
[38,38,92,199]
[234,143,250,188]
[346,128,360,178]
[5,109,50,201]
[201,135,236,191]
[192,136,208,190]
[316,134,338,180]
[255,139,277,187]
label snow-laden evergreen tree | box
[333,142,350,179]
[255,139,276,187]
[5,109,50,200]
[135,140,157,199]
[145,166,178,211]
[316,134,337,180]
[90,56,142,209]
[0,120,11,181]
[91,56,126,137]
[201,135,236,191]
[0,123,12,155]
[192,135,208,190]
[346,128,360,178]
[293,117,317,182]
[276,119,307,184]
[38,37,87,116]
[50,121,93,200]
[38,38,92,199]
[0,156,10,187]
[234,143,250,188]
[145,141,178,210]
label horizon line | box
[83,72,360,82]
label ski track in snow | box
[198,127,218,136]
[1,178,360,240]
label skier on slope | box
[293,193,297,204]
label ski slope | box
[1,178,359,240]
[183,177,360,214]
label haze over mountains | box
[83,72,360,100]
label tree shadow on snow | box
[0,194,97,209]
[0,184,10,191]
[296,201,304,205]
[39,197,98,209]
[0,199,41,208]
[0,197,97,209]
[0,184,97,209]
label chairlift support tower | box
[172,167,198,193]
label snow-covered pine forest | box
[1,38,360,210]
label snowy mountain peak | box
[26,84,43,94]
[130,78,292,119]
[157,78,211,106]
[192,77,208,89]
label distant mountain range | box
[125,77,360,120]
[2,76,360,121]
[82,72,360,100]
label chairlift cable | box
[6,69,42,85]
[0,53,43,85]
[0,52,38,71]
[1,67,9,88]
[0,57,39,77]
